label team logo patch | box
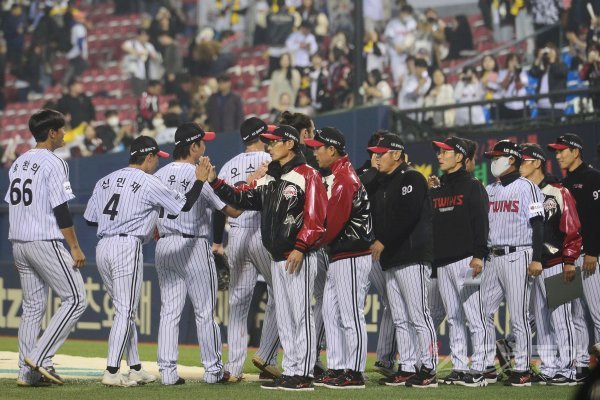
[63,181,73,194]
[544,197,558,219]
[529,202,544,214]
[282,185,297,200]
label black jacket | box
[363,163,433,269]
[431,168,489,268]
[529,61,568,104]
[561,162,600,257]
[210,153,327,261]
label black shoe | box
[314,363,326,378]
[456,373,487,387]
[496,339,513,373]
[548,374,576,386]
[504,370,533,387]
[217,371,231,383]
[373,361,396,378]
[379,370,416,386]
[324,370,365,389]
[314,369,343,387]
[531,373,551,385]
[279,375,314,391]
[261,374,290,390]
[406,366,438,388]
[483,366,498,384]
[174,377,186,385]
[441,370,465,385]
[576,367,590,384]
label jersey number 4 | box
[9,178,33,206]
[103,194,120,220]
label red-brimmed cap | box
[260,125,300,143]
[174,123,215,147]
[547,134,583,151]
[305,127,346,152]
[367,134,404,153]
[431,137,468,157]
[484,140,521,159]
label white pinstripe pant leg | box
[533,263,576,379]
[225,228,258,376]
[571,296,591,367]
[156,238,188,384]
[369,261,397,367]
[384,268,417,373]
[479,256,504,370]
[248,231,280,366]
[428,278,446,332]
[580,255,600,345]
[313,249,328,361]
[97,237,143,369]
[15,241,87,369]
[272,252,317,377]
[323,265,344,370]
[186,239,224,383]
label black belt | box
[490,246,529,257]
[160,234,197,239]
[119,234,128,237]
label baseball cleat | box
[531,373,551,385]
[483,366,499,384]
[128,368,157,384]
[323,370,365,389]
[252,356,282,379]
[373,361,396,378]
[24,358,64,385]
[260,374,291,390]
[102,370,138,387]
[504,370,533,387]
[548,374,577,386]
[405,366,438,388]
[441,370,465,385]
[16,377,52,387]
[379,370,416,386]
[279,375,314,391]
[314,369,343,386]
[456,373,488,387]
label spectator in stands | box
[364,30,387,73]
[363,0,386,33]
[443,15,474,60]
[212,0,250,36]
[362,68,393,105]
[270,92,293,122]
[580,43,600,111]
[13,44,43,102]
[398,57,431,115]
[268,53,301,110]
[424,68,455,127]
[190,78,215,120]
[529,43,568,116]
[31,2,61,88]
[122,28,162,96]
[328,42,354,109]
[532,0,563,51]
[149,7,179,54]
[160,33,184,92]
[155,109,181,145]
[82,124,106,156]
[498,53,529,119]
[285,20,318,69]
[95,110,133,152]
[384,4,417,87]
[187,27,234,78]
[481,54,500,100]
[454,65,485,126]
[294,0,328,41]
[137,79,165,130]
[306,52,330,112]
[3,4,25,67]
[0,38,6,110]
[57,79,96,129]
[265,4,296,76]
[205,74,244,133]
[414,8,446,68]
[62,9,89,86]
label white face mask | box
[491,156,512,177]
[107,116,120,127]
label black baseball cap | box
[368,134,405,153]
[260,124,300,143]
[484,140,521,159]
[520,143,547,162]
[130,136,169,158]
[174,122,215,147]
[240,117,269,143]
[304,127,346,153]
[547,133,583,151]
[432,136,468,157]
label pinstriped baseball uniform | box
[480,176,544,372]
[6,149,87,384]
[218,151,281,377]
[154,161,227,384]
[84,167,186,370]
[368,262,398,367]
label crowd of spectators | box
[2,0,600,167]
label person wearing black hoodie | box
[365,133,438,388]
[430,137,490,387]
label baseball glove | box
[213,251,231,291]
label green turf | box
[0,337,578,399]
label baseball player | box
[430,137,490,387]
[548,133,600,383]
[84,136,209,386]
[154,123,241,385]
[519,143,581,385]
[305,127,374,389]
[201,125,327,391]
[278,111,328,375]
[357,130,398,378]
[366,134,438,388]
[213,117,281,381]
[480,140,545,387]
[6,109,87,386]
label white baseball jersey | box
[84,167,186,239]
[5,149,74,241]
[155,162,226,238]
[486,177,544,247]
[218,151,271,229]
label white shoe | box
[102,370,138,387]
[128,369,157,384]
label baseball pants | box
[13,240,87,383]
[155,236,224,384]
[272,251,317,377]
[532,263,576,379]
[96,236,143,369]
[437,257,487,373]
[480,248,533,372]
[313,248,328,363]
[571,297,591,367]
[225,227,279,377]
[428,277,446,331]
[369,261,397,368]
[385,263,438,372]
[322,255,371,372]
[579,254,600,344]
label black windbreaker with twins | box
[430,168,489,269]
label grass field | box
[0,336,579,400]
